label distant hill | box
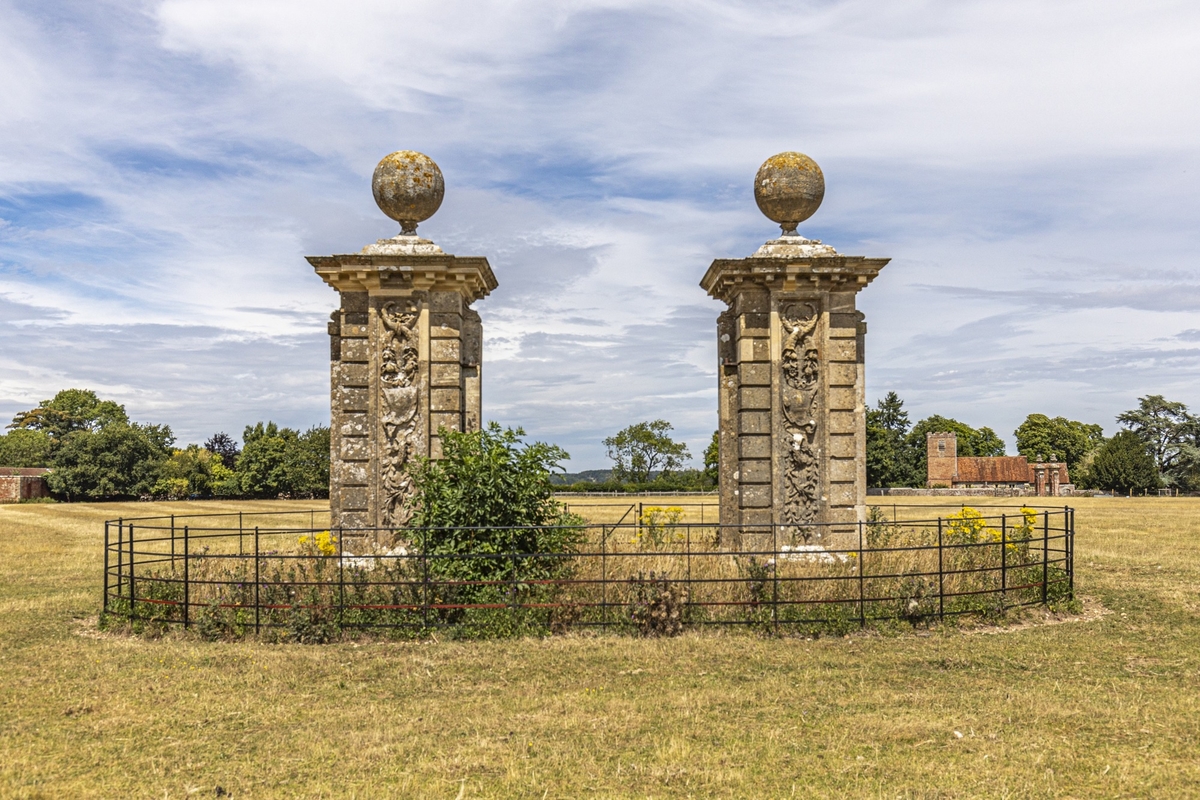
[549,469,614,485]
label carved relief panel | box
[378,300,423,528]
[779,300,821,536]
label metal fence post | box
[254,526,260,634]
[1041,511,1049,604]
[422,529,430,631]
[601,525,608,629]
[772,523,779,632]
[1000,513,1007,600]
[128,524,136,621]
[858,520,865,629]
[182,525,190,629]
[937,517,944,621]
[116,518,124,607]
[510,542,518,612]
[1068,507,1075,600]
[338,526,345,629]
[103,521,110,614]
[171,514,176,566]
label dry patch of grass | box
[1,497,1199,797]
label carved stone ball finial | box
[372,151,445,235]
[754,152,825,237]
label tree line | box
[4,387,1184,500]
[0,389,329,501]
[867,392,1185,494]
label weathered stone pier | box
[701,153,889,546]
[308,151,496,532]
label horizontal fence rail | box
[102,506,1074,637]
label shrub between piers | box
[103,505,1075,641]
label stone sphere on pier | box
[753,152,825,236]
[371,151,445,235]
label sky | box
[1,0,1198,469]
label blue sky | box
[1,0,1198,468]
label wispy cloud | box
[0,0,1198,462]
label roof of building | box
[953,457,1069,484]
[0,467,51,477]
[955,457,1033,484]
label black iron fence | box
[102,506,1074,637]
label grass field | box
[1,496,1198,798]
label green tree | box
[1116,395,1198,486]
[8,388,128,440]
[203,432,241,466]
[970,427,1006,457]
[47,423,174,500]
[1014,414,1105,469]
[603,420,692,484]
[151,445,234,499]
[236,422,330,498]
[867,392,918,487]
[1088,431,1159,494]
[289,426,331,497]
[703,430,719,484]
[0,429,53,467]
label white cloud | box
[0,0,1198,461]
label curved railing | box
[101,506,1073,637]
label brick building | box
[926,433,1070,496]
[0,467,51,503]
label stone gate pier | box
[308,151,497,532]
[701,153,889,547]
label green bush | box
[409,423,586,619]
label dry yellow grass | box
[2,496,1198,798]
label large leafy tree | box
[1116,395,1198,486]
[236,422,330,498]
[1014,414,1105,469]
[47,423,174,500]
[1088,431,1160,494]
[603,420,692,484]
[203,432,241,467]
[867,392,918,487]
[0,429,53,467]
[8,388,128,440]
[151,445,236,499]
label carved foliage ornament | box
[379,302,420,527]
[780,302,820,533]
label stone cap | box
[307,250,497,300]
[701,254,889,302]
[751,235,839,259]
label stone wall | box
[0,471,50,503]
